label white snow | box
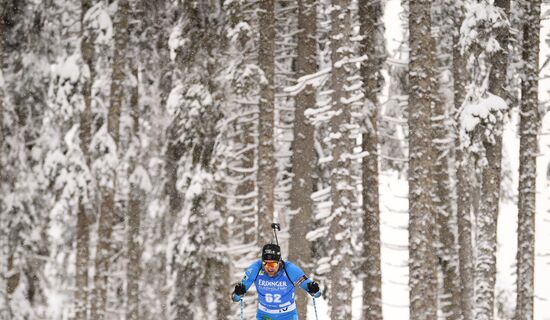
[56,54,81,84]
[460,2,508,54]
[166,82,185,115]
[129,165,153,192]
[83,3,113,44]
[168,22,187,61]
[460,91,508,133]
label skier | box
[231,243,321,320]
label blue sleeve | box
[240,260,262,291]
[284,261,313,292]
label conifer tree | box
[91,1,129,318]
[432,2,462,319]
[257,0,276,239]
[0,3,6,318]
[358,0,384,318]
[288,0,317,317]
[328,0,354,317]
[477,1,509,319]
[450,1,473,318]
[459,2,510,319]
[408,0,437,319]
[75,1,95,319]
[167,1,223,318]
[2,1,67,318]
[126,2,146,319]
[516,1,541,319]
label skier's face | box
[263,260,280,277]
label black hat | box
[262,244,281,261]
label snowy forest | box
[1,0,550,319]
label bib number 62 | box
[265,293,282,303]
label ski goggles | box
[262,261,279,269]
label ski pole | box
[240,298,244,320]
[312,297,319,320]
[271,223,280,246]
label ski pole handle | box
[271,223,280,246]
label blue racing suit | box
[234,260,317,320]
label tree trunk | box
[75,200,90,320]
[0,9,5,317]
[75,1,94,319]
[216,191,231,319]
[0,0,4,157]
[475,140,502,320]
[257,0,276,240]
[474,1,509,320]
[91,1,129,319]
[516,1,541,319]
[409,0,437,319]
[451,3,473,319]
[164,112,186,319]
[165,127,184,223]
[433,105,462,319]
[165,114,187,320]
[158,19,174,320]
[237,119,258,245]
[126,52,141,320]
[328,0,353,318]
[432,6,462,319]
[288,0,317,318]
[0,8,5,318]
[358,0,383,319]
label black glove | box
[307,281,319,294]
[234,283,246,295]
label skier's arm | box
[232,260,261,301]
[241,260,262,290]
[285,262,321,297]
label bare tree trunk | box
[158,24,174,320]
[241,125,258,245]
[474,2,509,320]
[164,114,186,319]
[165,128,184,223]
[223,0,258,255]
[257,0,276,240]
[6,253,19,317]
[328,0,353,318]
[433,106,462,319]
[76,201,90,320]
[0,0,4,158]
[1,6,23,316]
[0,10,5,318]
[475,140,502,320]
[516,1,541,319]
[358,0,383,319]
[159,212,169,320]
[455,88,474,317]
[288,0,316,317]
[409,0,436,319]
[126,51,141,320]
[75,1,95,319]
[216,192,231,319]
[432,7,462,319]
[91,1,129,319]
[0,7,5,318]
[451,3,473,319]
